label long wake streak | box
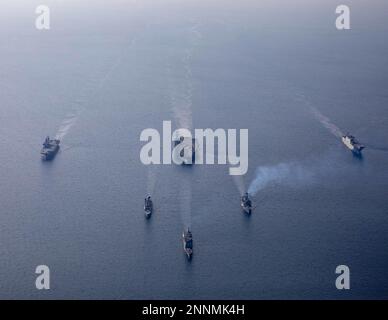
[55,112,79,140]
[168,22,202,131]
[232,174,246,196]
[296,92,344,138]
[146,166,157,196]
[54,38,137,143]
[310,106,344,138]
[168,23,202,228]
[168,48,194,130]
[179,176,192,228]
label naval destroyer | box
[144,196,153,219]
[182,228,193,260]
[241,193,252,214]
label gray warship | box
[241,193,252,214]
[144,196,153,219]
[342,134,365,156]
[41,136,60,161]
[182,228,193,260]
[173,130,196,165]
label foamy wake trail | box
[167,56,192,131]
[168,22,202,131]
[97,37,136,89]
[170,48,194,130]
[55,112,79,140]
[248,162,314,196]
[146,166,157,196]
[232,175,246,196]
[189,21,203,43]
[179,177,192,228]
[169,23,202,228]
[295,92,344,138]
[170,90,193,130]
[53,38,137,143]
[310,106,344,138]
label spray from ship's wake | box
[54,37,137,144]
[168,46,194,131]
[232,174,246,196]
[170,88,193,130]
[179,176,192,228]
[310,106,344,138]
[146,166,157,196]
[167,22,202,228]
[248,162,314,196]
[97,38,137,90]
[168,22,202,131]
[296,93,344,138]
[55,112,79,140]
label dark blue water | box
[0,0,388,299]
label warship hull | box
[144,208,152,219]
[241,193,252,215]
[173,130,196,165]
[41,138,60,161]
[182,229,193,260]
[342,135,364,156]
[241,204,252,215]
[144,199,153,219]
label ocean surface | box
[0,0,388,299]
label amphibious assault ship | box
[342,134,365,156]
[182,228,193,260]
[241,193,252,214]
[173,130,196,165]
[41,136,60,161]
